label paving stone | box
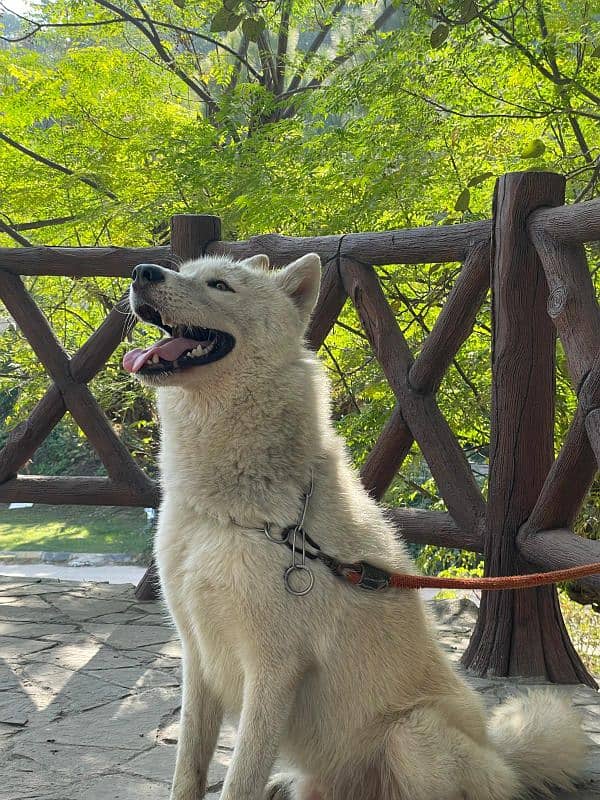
[83,665,179,689]
[0,621,77,638]
[90,610,150,624]
[0,581,77,596]
[24,640,152,671]
[0,597,66,623]
[132,613,171,626]
[0,691,35,726]
[0,582,597,800]
[80,622,176,650]
[11,738,151,776]
[66,774,170,800]
[0,635,57,659]
[0,578,43,591]
[46,595,136,621]
[20,662,131,715]
[123,742,177,782]
[139,639,182,658]
[0,660,19,691]
[20,686,181,750]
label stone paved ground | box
[0,576,598,800]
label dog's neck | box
[156,351,333,527]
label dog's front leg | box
[171,643,223,800]
[220,669,297,800]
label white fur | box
[129,254,587,800]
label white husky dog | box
[124,254,586,800]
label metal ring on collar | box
[284,564,315,596]
[264,522,291,544]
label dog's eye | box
[207,279,234,292]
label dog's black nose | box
[132,263,165,285]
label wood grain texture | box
[305,257,347,351]
[517,528,600,592]
[0,271,153,494]
[211,220,491,266]
[385,507,482,551]
[360,405,414,500]
[522,407,597,535]
[530,236,600,392]
[341,260,485,534]
[0,219,491,277]
[462,172,594,687]
[585,408,600,467]
[529,196,600,244]
[171,214,221,262]
[409,241,491,394]
[0,298,134,481]
[0,386,65,482]
[0,246,171,277]
[0,476,159,506]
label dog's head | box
[123,252,321,390]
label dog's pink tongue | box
[122,337,200,373]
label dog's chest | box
[156,508,289,709]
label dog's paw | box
[265,773,295,800]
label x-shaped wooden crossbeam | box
[306,244,491,547]
[0,270,158,506]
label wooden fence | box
[0,171,599,687]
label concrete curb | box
[0,550,143,566]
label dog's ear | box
[243,254,270,270]
[273,253,321,323]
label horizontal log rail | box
[529,196,600,244]
[0,220,491,276]
[0,476,159,507]
[517,528,600,593]
[0,172,599,686]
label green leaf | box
[210,8,242,32]
[172,0,185,8]
[467,171,494,187]
[460,0,478,22]
[430,24,449,48]
[592,45,600,58]
[454,188,470,212]
[242,17,266,42]
[520,138,546,158]
[223,0,242,9]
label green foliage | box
[0,0,598,583]
[416,545,483,576]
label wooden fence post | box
[461,172,594,685]
[134,214,222,602]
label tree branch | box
[11,216,78,231]
[92,0,219,111]
[0,219,34,246]
[275,0,292,94]
[281,3,397,115]
[287,0,345,94]
[1,10,263,82]
[0,131,117,199]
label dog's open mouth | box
[123,303,235,375]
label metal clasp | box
[357,562,390,591]
[283,525,315,596]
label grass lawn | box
[560,592,600,677]
[0,504,150,554]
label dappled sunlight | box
[0,504,148,553]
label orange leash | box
[338,561,600,592]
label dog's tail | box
[488,690,587,796]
